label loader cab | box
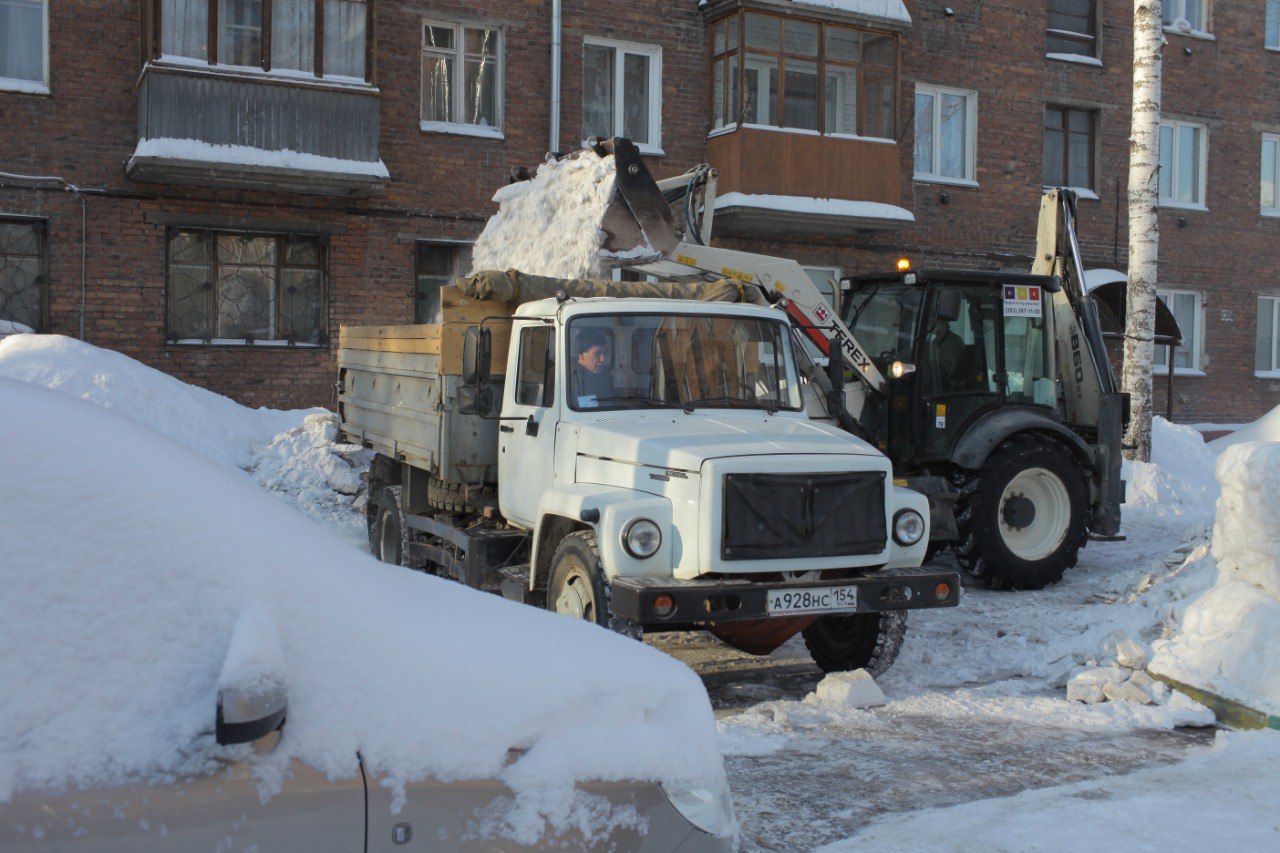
[841,271,1059,463]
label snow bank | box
[819,730,1280,851]
[1122,417,1219,525]
[0,319,34,336]
[469,152,618,279]
[1209,403,1280,453]
[0,335,313,471]
[0,379,725,836]
[1152,441,1280,711]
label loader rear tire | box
[802,611,907,676]
[953,434,1087,590]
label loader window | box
[515,325,555,408]
[839,282,920,372]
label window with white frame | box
[0,0,47,91]
[421,21,502,136]
[1047,0,1097,58]
[1262,135,1280,214]
[1158,120,1207,207]
[1163,0,1209,35]
[152,0,368,80]
[582,38,662,151]
[914,85,977,184]
[1269,1,1280,49]
[1153,289,1201,372]
[1258,296,1280,374]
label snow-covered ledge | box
[713,191,914,238]
[787,1,911,28]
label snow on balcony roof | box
[130,137,390,178]
[788,0,912,25]
[714,191,915,223]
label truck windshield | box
[840,282,923,373]
[566,313,803,412]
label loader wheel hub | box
[997,467,1071,561]
[1002,494,1036,529]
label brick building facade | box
[1,0,1277,421]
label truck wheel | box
[801,612,907,676]
[373,486,415,568]
[953,434,1088,590]
[548,531,640,637]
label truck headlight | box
[622,518,662,558]
[892,509,926,546]
[661,776,736,838]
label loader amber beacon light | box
[896,258,911,272]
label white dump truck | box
[338,276,960,673]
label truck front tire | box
[801,611,907,676]
[953,434,1088,590]
[548,531,639,637]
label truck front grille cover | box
[722,471,887,560]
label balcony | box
[706,126,912,239]
[126,65,387,197]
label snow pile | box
[1209,403,1280,453]
[0,335,312,471]
[0,379,727,839]
[250,412,373,546]
[1122,416,1219,525]
[1151,441,1280,711]
[821,730,1280,851]
[469,152,618,279]
[0,319,34,337]
[131,137,391,178]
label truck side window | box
[516,325,555,407]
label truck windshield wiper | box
[681,396,778,413]
[592,394,675,408]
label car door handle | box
[499,425,514,433]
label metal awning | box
[1083,269,1184,345]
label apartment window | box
[1163,0,1208,35]
[1158,120,1206,207]
[583,39,662,150]
[152,0,369,80]
[1263,135,1280,214]
[1047,0,1096,57]
[421,22,502,136]
[709,11,897,138]
[415,242,472,323]
[1153,289,1201,372]
[914,85,977,184]
[0,0,47,91]
[1258,297,1280,374]
[0,219,46,333]
[166,230,327,346]
[1044,106,1095,190]
[1269,1,1280,50]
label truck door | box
[498,322,558,528]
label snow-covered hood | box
[573,412,880,473]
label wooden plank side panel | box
[338,347,442,379]
[709,128,900,205]
[340,319,510,376]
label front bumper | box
[610,569,961,626]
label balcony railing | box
[707,126,911,238]
[126,65,387,197]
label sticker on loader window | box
[935,403,946,429]
[1003,285,1042,318]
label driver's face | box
[577,344,610,374]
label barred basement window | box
[0,218,46,333]
[166,229,327,346]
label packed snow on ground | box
[0,378,726,842]
[820,729,1280,851]
[1208,403,1280,452]
[469,151,619,280]
[0,335,371,544]
[1151,440,1280,712]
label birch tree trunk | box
[1123,0,1164,462]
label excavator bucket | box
[470,137,679,278]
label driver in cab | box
[571,328,615,406]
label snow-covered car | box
[0,376,735,851]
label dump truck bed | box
[337,287,509,486]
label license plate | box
[766,585,858,616]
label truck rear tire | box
[953,433,1088,590]
[548,531,639,637]
[801,611,907,676]
[373,486,416,568]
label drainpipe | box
[550,0,562,156]
[0,170,88,341]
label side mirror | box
[217,683,288,745]
[936,289,963,323]
[463,326,492,387]
[456,384,496,417]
